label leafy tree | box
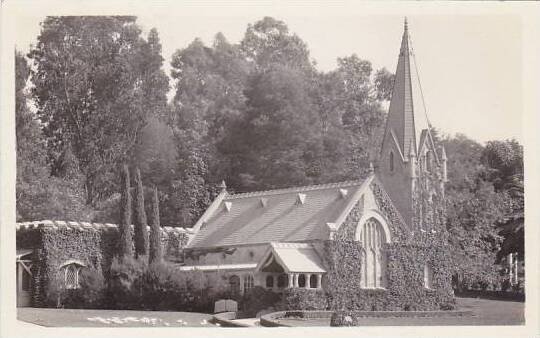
[149,186,163,264]
[241,16,314,72]
[16,51,92,221]
[29,16,168,205]
[119,165,133,258]
[480,140,524,261]
[133,167,149,257]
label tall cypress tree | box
[133,167,149,257]
[119,164,133,258]
[149,186,162,264]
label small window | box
[63,264,82,289]
[424,264,434,289]
[426,151,432,172]
[389,151,394,172]
[244,275,254,293]
[309,275,317,288]
[266,275,274,288]
[298,274,306,288]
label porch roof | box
[258,242,326,273]
[16,249,33,260]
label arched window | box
[62,263,83,289]
[389,151,394,172]
[424,264,434,289]
[266,275,274,288]
[244,275,254,293]
[426,151,432,172]
[229,275,240,296]
[309,274,317,288]
[298,274,306,288]
[358,218,387,288]
[277,274,287,288]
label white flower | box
[344,315,352,323]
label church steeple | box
[381,17,417,159]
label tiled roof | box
[15,220,193,235]
[187,180,366,248]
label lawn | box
[277,297,525,327]
[18,308,214,327]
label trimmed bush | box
[133,167,149,258]
[278,288,329,311]
[149,186,162,264]
[118,164,134,258]
[240,286,281,317]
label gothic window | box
[426,151,432,172]
[244,275,254,293]
[424,264,434,289]
[266,275,274,288]
[389,151,394,172]
[62,263,82,289]
[358,218,387,288]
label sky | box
[13,3,523,144]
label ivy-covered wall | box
[324,179,454,320]
[16,222,189,307]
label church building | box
[179,19,454,310]
[16,19,454,311]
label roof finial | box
[369,162,375,174]
[404,17,408,31]
[219,180,227,192]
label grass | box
[277,297,525,326]
[17,308,214,327]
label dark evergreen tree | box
[149,186,163,264]
[119,165,133,258]
[133,167,149,257]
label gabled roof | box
[187,178,371,248]
[257,242,326,273]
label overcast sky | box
[14,4,523,144]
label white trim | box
[355,210,392,244]
[59,259,86,268]
[177,263,257,271]
[190,190,228,236]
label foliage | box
[133,167,149,257]
[240,286,282,317]
[278,288,328,311]
[107,256,148,309]
[29,16,168,205]
[118,165,133,258]
[149,186,163,264]
[59,267,106,309]
[16,51,93,222]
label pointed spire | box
[440,146,447,161]
[382,17,417,158]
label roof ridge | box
[226,179,366,199]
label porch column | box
[317,274,323,289]
[305,274,312,289]
[293,273,299,288]
[288,273,294,288]
[273,275,278,291]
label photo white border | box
[1,1,539,337]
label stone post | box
[293,273,299,288]
[273,275,278,291]
[317,274,322,289]
[288,273,294,288]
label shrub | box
[118,164,134,258]
[278,288,328,311]
[107,256,147,309]
[133,167,149,258]
[240,286,281,317]
[149,186,162,264]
